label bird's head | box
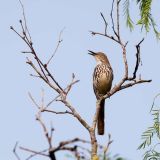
[88,50,110,65]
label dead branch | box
[13,142,21,160]
[11,25,63,93]
[18,0,32,41]
[20,146,48,157]
[128,38,144,80]
[43,109,73,115]
[103,134,113,156]
[25,149,48,160]
[46,73,79,108]
[46,28,65,66]
[26,58,61,93]
[11,20,91,140]
[100,12,108,35]
[116,0,120,40]
[36,113,52,149]
[27,91,91,160]
[28,92,39,109]
[110,0,118,38]
[60,98,91,131]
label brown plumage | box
[88,50,113,135]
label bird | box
[88,50,113,135]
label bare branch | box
[26,149,48,160]
[26,58,61,93]
[103,134,113,156]
[61,99,91,132]
[121,44,128,80]
[100,12,108,35]
[46,28,65,66]
[65,73,80,95]
[18,0,32,41]
[21,51,32,54]
[89,100,100,157]
[11,22,64,93]
[128,38,145,80]
[43,109,73,115]
[90,31,120,44]
[110,0,119,38]
[20,146,48,157]
[50,123,54,145]
[13,142,21,160]
[120,79,152,90]
[36,111,52,148]
[45,74,79,108]
[116,0,120,40]
[28,92,39,109]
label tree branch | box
[13,142,21,160]
[46,28,64,66]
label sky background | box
[1,0,160,160]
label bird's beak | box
[88,50,96,56]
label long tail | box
[97,99,105,135]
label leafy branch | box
[123,0,160,39]
[123,0,134,31]
[138,94,160,159]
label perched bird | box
[88,50,113,135]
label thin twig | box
[41,88,45,108]
[11,23,64,93]
[46,74,79,108]
[90,31,120,44]
[26,149,48,160]
[36,111,52,148]
[13,142,21,160]
[18,0,32,41]
[50,122,54,146]
[103,134,113,156]
[100,12,108,35]
[46,28,65,66]
[28,92,39,109]
[116,0,120,40]
[26,58,61,93]
[110,0,118,38]
[43,109,73,115]
[20,146,48,157]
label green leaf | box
[123,0,134,31]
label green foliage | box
[137,0,152,32]
[123,0,134,31]
[100,154,126,160]
[143,149,160,160]
[123,0,160,39]
[138,110,160,150]
[137,0,160,39]
[138,126,154,149]
[149,14,160,39]
[138,95,160,159]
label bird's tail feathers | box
[97,99,105,135]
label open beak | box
[88,50,96,56]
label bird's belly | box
[96,74,112,95]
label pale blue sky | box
[1,0,160,160]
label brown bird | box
[88,50,113,135]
